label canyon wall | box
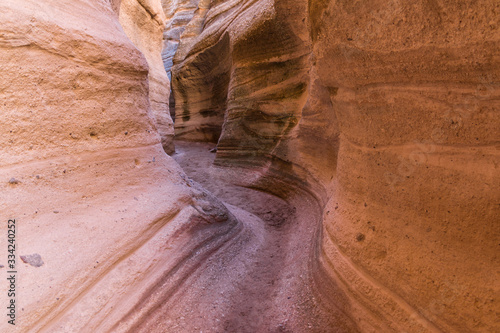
[312,1,499,332]
[0,0,236,331]
[160,0,205,80]
[161,0,209,122]
[119,0,175,154]
[170,0,500,331]
[0,0,497,331]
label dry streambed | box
[141,141,339,333]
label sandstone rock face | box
[312,2,499,332]
[169,0,500,331]
[160,0,204,80]
[1,0,498,331]
[171,0,338,186]
[161,0,209,122]
[169,0,272,142]
[119,0,175,154]
[0,1,236,331]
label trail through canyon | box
[136,141,342,333]
[2,1,497,332]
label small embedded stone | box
[20,253,44,267]
[8,178,20,184]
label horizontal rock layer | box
[313,1,499,331]
[119,0,175,154]
[169,0,500,331]
[0,0,235,331]
[0,0,497,331]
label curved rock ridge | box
[0,1,237,332]
[169,0,500,331]
[171,0,278,142]
[170,0,338,195]
[160,0,210,122]
[119,0,175,154]
[160,0,204,80]
[0,0,498,332]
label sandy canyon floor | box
[141,140,345,333]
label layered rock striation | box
[169,0,500,331]
[313,2,499,331]
[0,0,236,331]
[119,0,175,154]
[0,0,497,332]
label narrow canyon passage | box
[132,141,346,333]
[1,1,497,332]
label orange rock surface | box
[0,0,498,332]
[0,1,235,331]
[171,0,500,331]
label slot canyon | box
[0,0,498,332]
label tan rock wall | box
[160,0,205,79]
[1,0,497,331]
[169,0,237,142]
[0,1,235,331]
[170,0,500,331]
[119,0,175,154]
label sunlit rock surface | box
[0,1,235,331]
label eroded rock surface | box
[0,0,498,332]
[160,0,205,79]
[0,1,236,332]
[119,0,175,154]
[169,0,500,331]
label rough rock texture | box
[0,1,236,331]
[170,0,277,142]
[313,2,500,332]
[169,0,500,331]
[160,0,204,80]
[1,0,498,332]
[119,0,175,154]
[161,0,209,122]
[171,0,339,185]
